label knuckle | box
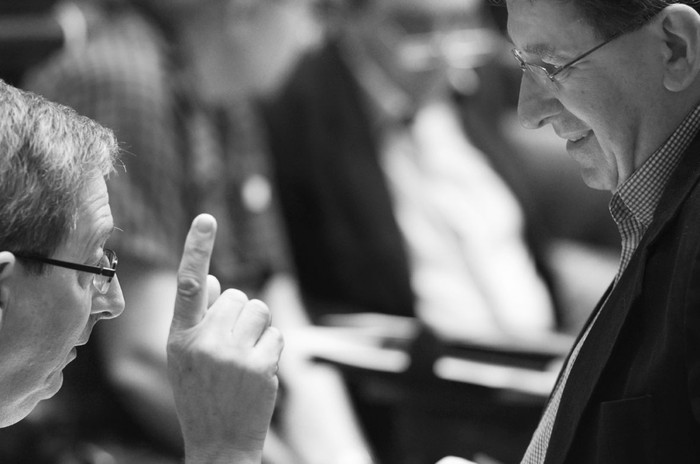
[220,288,249,305]
[176,274,204,299]
[245,299,271,321]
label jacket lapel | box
[544,132,700,463]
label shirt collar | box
[611,103,700,228]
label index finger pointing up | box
[172,214,217,331]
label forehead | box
[506,0,596,55]
[63,177,113,257]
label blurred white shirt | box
[380,100,555,341]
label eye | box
[89,247,105,268]
[539,60,561,74]
[95,249,112,268]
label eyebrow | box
[523,43,559,58]
[509,38,559,59]
[504,29,561,61]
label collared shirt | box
[610,103,700,279]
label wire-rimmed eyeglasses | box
[511,29,626,86]
[508,8,665,88]
[15,249,118,294]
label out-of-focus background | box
[0,1,619,463]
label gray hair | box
[0,80,119,270]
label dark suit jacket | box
[543,133,700,463]
[260,40,559,324]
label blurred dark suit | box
[261,40,562,326]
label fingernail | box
[194,215,214,234]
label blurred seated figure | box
[259,1,619,460]
[21,1,382,463]
[261,0,615,342]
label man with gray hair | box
[0,79,283,464]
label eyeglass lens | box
[93,249,117,294]
[512,49,557,86]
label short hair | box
[571,0,700,39]
[493,1,700,39]
[0,80,119,271]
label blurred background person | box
[261,0,617,350]
[258,0,619,461]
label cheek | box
[38,279,94,350]
[0,272,94,411]
[563,80,630,144]
[0,306,78,407]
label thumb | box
[172,214,217,330]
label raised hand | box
[167,214,284,464]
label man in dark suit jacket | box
[426,1,700,463]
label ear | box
[0,252,17,330]
[657,4,700,92]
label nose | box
[517,72,561,130]
[91,275,125,321]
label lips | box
[568,133,588,143]
[558,129,591,143]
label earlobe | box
[658,4,700,92]
[0,252,17,329]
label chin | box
[0,412,26,428]
[0,393,46,427]
[579,168,616,191]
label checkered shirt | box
[611,104,700,279]
[520,103,700,464]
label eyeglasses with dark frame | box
[14,249,118,294]
[511,18,652,86]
